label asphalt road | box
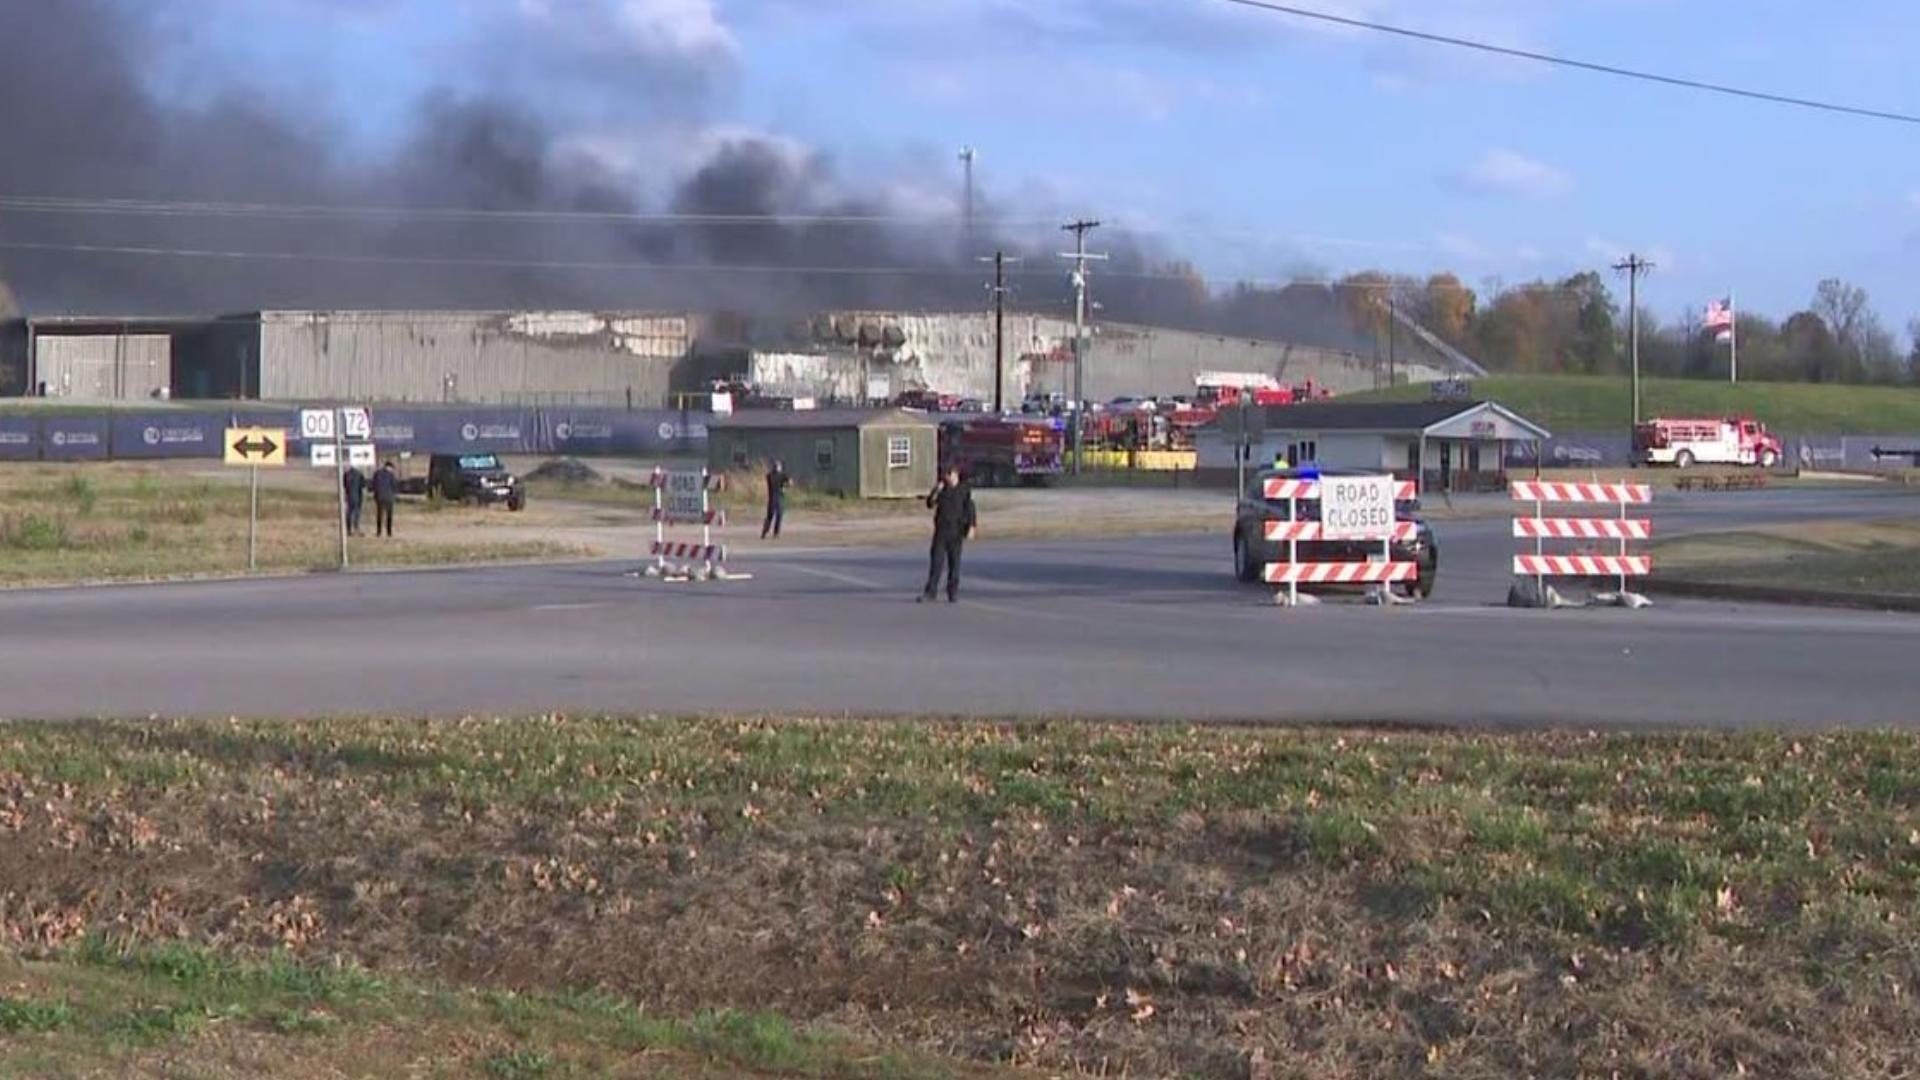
[2,486,1916,728]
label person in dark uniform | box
[762,459,789,539]
[919,465,976,603]
[342,465,367,536]
[372,461,398,537]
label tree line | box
[1339,271,1919,385]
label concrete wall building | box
[173,310,706,405]
[1195,400,1550,493]
[7,317,197,400]
[746,310,1462,407]
[709,408,937,498]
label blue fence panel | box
[108,413,222,459]
[41,417,110,461]
[0,416,37,461]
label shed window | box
[887,435,912,469]
[730,442,749,468]
[815,438,834,470]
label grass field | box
[1345,374,1920,434]
[0,715,1914,1078]
[1656,518,1920,596]
[0,463,582,585]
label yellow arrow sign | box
[224,427,287,467]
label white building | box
[1196,400,1550,492]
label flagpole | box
[1729,291,1738,384]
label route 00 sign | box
[664,470,705,520]
[1320,475,1397,540]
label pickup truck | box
[1231,467,1437,598]
[397,452,527,510]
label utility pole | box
[977,250,1021,414]
[1060,219,1105,474]
[1386,293,1397,389]
[1613,254,1653,428]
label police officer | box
[762,458,789,539]
[919,465,976,603]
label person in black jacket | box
[342,466,367,536]
[919,466,976,603]
[371,461,398,537]
[761,459,789,539]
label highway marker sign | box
[341,406,372,440]
[346,443,377,469]
[300,409,336,442]
[309,443,338,468]
[224,427,286,467]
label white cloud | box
[612,0,737,60]
[1452,149,1570,198]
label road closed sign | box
[1320,475,1397,539]
[664,470,705,520]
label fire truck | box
[939,416,1065,486]
[1633,416,1784,468]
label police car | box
[1231,467,1438,598]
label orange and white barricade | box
[643,468,749,582]
[1261,475,1418,607]
[1510,480,1650,606]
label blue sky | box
[136,0,1919,326]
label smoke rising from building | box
[0,0,1376,355]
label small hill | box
[1343,374,1920,434]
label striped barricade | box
[644,468,748,581]
[1510,480,1651,603]
[1260,475,1418,606]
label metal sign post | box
[225,426,286,572]
[249,466,259,571]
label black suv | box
[1231,467,1437,598]
[417,452,526,511]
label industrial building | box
[177,310,705,405]
[743,309,1467,406]
[3,316,203,400]
[1194,400,1550,492]
[2,309,717,405]
[709,409,937,498]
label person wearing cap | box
[919,465,977,603]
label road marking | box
[785,564,887,591]
[530,602,607,612]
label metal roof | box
[1228,400,1549,439]
[711,408,935,430]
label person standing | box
[919,465,976,603]
[761,458,789,539]
[372,460,398,538]
[342,465,367,536]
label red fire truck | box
[1633,416,1784,468]
[939,416,1065,486]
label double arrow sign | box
[224,427,287,466]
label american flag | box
[1704,297,1735,338]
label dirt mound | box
[525,458,603,485]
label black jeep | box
[410,452,526,510]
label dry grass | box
[0,716,1915,1078]
[1656,518,1920,595]
[0,464,583,585]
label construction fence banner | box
[0,407,715,462]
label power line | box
[0,194,1072,229]
[1215,0,1920,125]
[0,237,1585,297]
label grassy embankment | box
[1656,518,1920,597]
[0,463,581,585]
[0,716,1914,1078]
[1345,374,1920,434]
